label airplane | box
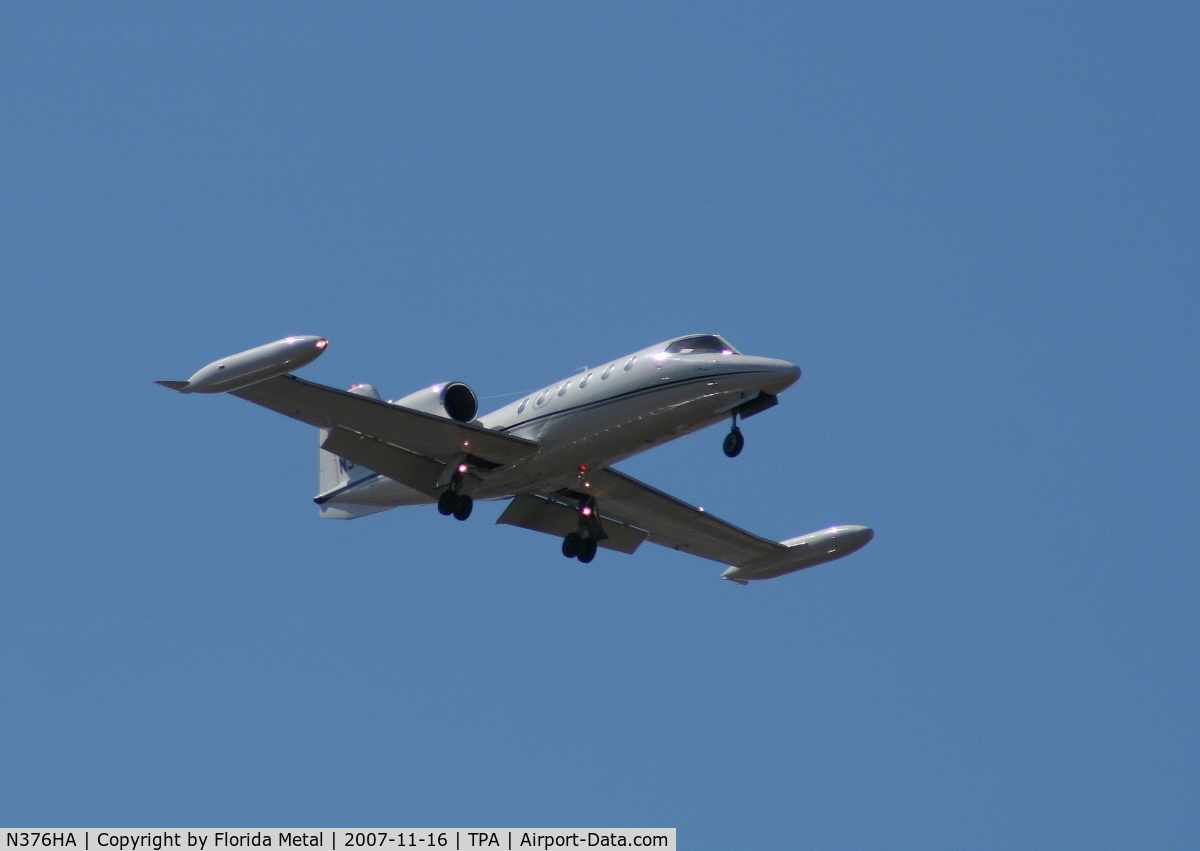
[157,334,872,583]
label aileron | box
[583,467,783,566]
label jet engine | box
[391,382,478,423]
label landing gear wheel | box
[562,532,582,558]
[723,427,745,458]
[577,537,598,563]
[437,489,458,515]
[452,493,473,521]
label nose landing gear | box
[721,392,780,457]
[723,426,744,457]
[723,413,745,457]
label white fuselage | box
[324,337,801,510]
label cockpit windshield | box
[664,335,738,355]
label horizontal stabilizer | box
[156,380,189,391]
[318,502,395,520]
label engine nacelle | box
[391,382,478,423]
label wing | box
[581,467,786,566]
[228,374,538,468]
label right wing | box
[229,374,538,468]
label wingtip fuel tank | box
[720,525,874,583]
[168,336,329,394]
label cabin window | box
[580,372,592,388]
[624,356,638,371]
[557,381,570,397]
[602,364,614,380]
[536,388,551,406]
[518,398,528,414]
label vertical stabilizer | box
[318,429,346,492]
[317,384,388,518]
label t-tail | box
[315,384,391,519]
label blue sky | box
[2,3,1197,847]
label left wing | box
[582,467,785,565]
[494,468,786,564]
[548,467,873,582]
[580,468,873,580]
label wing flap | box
[231,374,538,466]
[497,494,648,554]
[582,467,784,565]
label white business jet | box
[158,334,872,583]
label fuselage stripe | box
[494,368,763,434]
[318,368,763,505]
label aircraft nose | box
[836,525,874,551]
[752,357,801,393]
[777,359,801,381]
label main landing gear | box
[561,495,603,563]
[437,489,473,520]
[437,470,473,521]
[723,413,745,458]
[561,532,598,563]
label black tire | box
[562,532,582,558]
[577,537,598,563]
[452,493,473,521]
[437,489,458,515]
[723,428,745,458]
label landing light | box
[582,506,593,516]
[315,339,329,349]
[458,464,468,473]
